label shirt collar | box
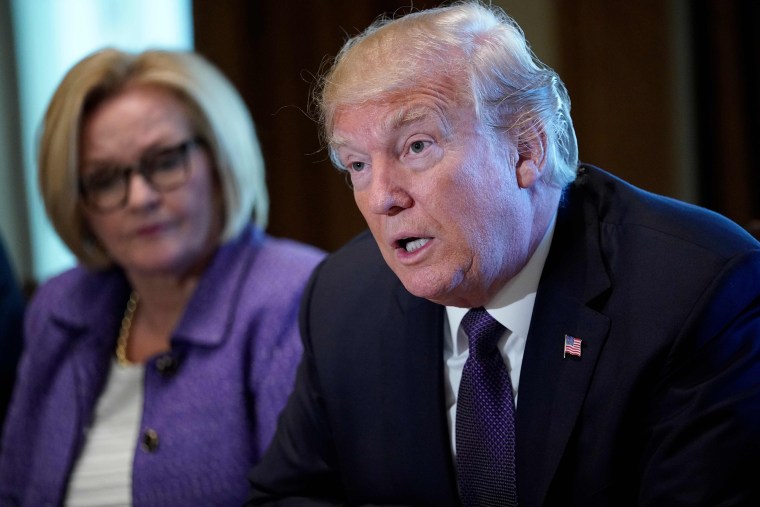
[445,214,556,355]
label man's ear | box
[515,126,547,189]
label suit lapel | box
[383,284,461,505]
[516,175,612,506]
[516,293,609,505]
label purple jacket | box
[0,225,324,506]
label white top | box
[66,360,144,507]
[444,216,556,454]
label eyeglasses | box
[79,137,202,213]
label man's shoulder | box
[571,164,759,258]
[318,229,391,278]
[306,229,404,305]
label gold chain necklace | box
[116,291,139,366]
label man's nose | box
[364,158,412,216]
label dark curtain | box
[555,1,679,198]
[193,1,439,252]
[691,0,760,225]
[555,0,758,229]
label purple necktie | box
[456,307,518,506]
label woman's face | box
[79,85,223,279]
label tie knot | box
[461,307,505,355]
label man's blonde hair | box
[317,0,578,188]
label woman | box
[0,48,324,506]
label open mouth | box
[397,237,430,253]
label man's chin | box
[396,271,459,306]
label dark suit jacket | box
[0,238,24,437]
[249,165,760,506]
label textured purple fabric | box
[456,307,518,507]
[0,225,325,506]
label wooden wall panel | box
[556,0,678,197]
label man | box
[249,2,760,505]
[0,237,24,437]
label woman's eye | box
[409,140,428,154]
[350,161,366,172]
[85,169,122,191]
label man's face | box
[332,86,543,308]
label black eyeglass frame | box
[78,137,203,213]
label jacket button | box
[141,429,159,452]
[155,353,179,376]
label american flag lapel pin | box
[564,334,582,358]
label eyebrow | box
[330,104,454,150]
[386,104,453,138]
[81,138,188,168]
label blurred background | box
[1,0,758,292]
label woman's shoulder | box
[27,266,126,331]
[31,265,120,305]
[224,230,325,305]
[240,227,326,276]
[29,265,89,308]
[260,235,326,266]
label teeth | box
[404,238,429,253]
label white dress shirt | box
[444,216,556,455]
[66,360,144,507]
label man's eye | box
[409,140,428,154]
[349,161,366,172]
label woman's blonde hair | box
[39,48,268,269]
